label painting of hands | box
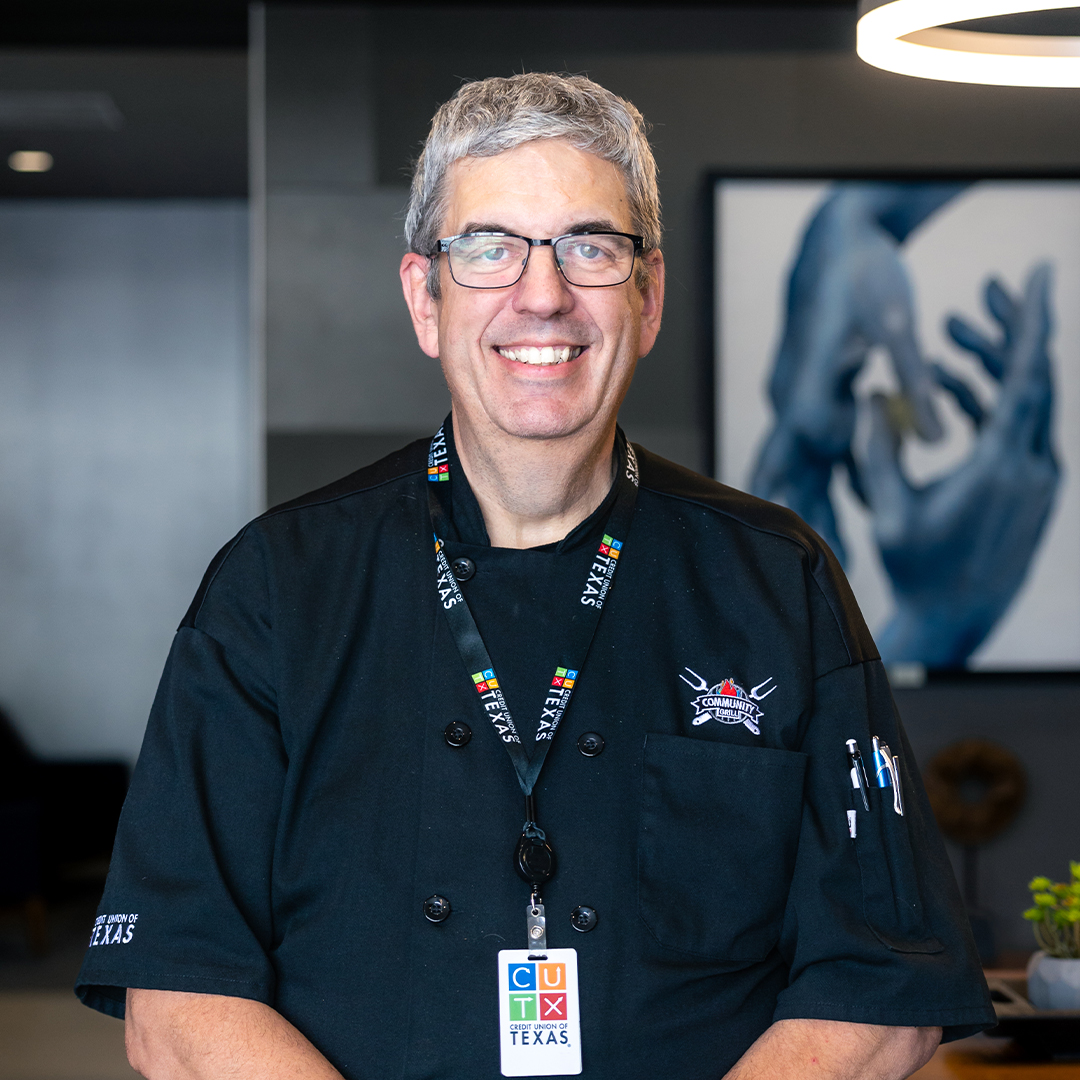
[718,180,1078,670]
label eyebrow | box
[457,219,625,238]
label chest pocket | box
[638,734,807,962]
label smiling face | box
[401,139,664,449]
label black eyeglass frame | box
[431,230,646,289]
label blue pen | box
[871,736,891,787]
[872,736,904,816]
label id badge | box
[497,948,582,1076]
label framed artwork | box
[713,175,1080,672]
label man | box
[77,74,994,1079]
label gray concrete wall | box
[260,6,449,505]
[266,190,445,432]
[0,201,253,764]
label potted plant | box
[1023,862,1080,1010]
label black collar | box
[442,415,626,554]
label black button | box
[451,557,475,581]
[577,732,605,757]
[444,721,472,747]
[570,905,598,933]
[423,895,452,923]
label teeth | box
[497,346,582,365]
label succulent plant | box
[1024,862,1080,959]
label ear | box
[400,252,441,359]
[636,249,665,359]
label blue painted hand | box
[750,183,964,564]
[865,264,1061,667]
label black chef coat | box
[76,426,994,1080]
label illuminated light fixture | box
[857,1,1080,86]
[8,150,53,172]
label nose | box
[512,244,574,317]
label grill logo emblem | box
[679,668,777,735]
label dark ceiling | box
[0,2,861,199]
[2,2,1074,199]
[0,2,249,49]
[0,2,250,198]
[0,2,858,50]
[0,52,248,198]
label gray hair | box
[405,72,662,297]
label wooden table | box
[911,970,1080,1079]
[911,1034,1080,1079]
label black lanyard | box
[427,424,639,901]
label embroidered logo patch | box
[678,667,777,735]
[88,912,138,947]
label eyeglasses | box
[432,231,644,289]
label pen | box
[872,736,904,816]
[871,736,891,788]
[845,739,871,811]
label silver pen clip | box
[890,754,905,816]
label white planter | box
[1027,951,1080,1010]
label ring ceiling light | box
[857,1,1080,86]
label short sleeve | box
[772,657,995,1040]
[76,533,285,1019]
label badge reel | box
[496,813,582,1076]
[516,818,556,950]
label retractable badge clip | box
[516,796,556,950]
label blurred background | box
[1,2,1079,1077]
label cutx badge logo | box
[679,668,777,735]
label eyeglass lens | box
[447,234,636,288]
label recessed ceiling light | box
[8,150,53,173]
[858,1,1080,87]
